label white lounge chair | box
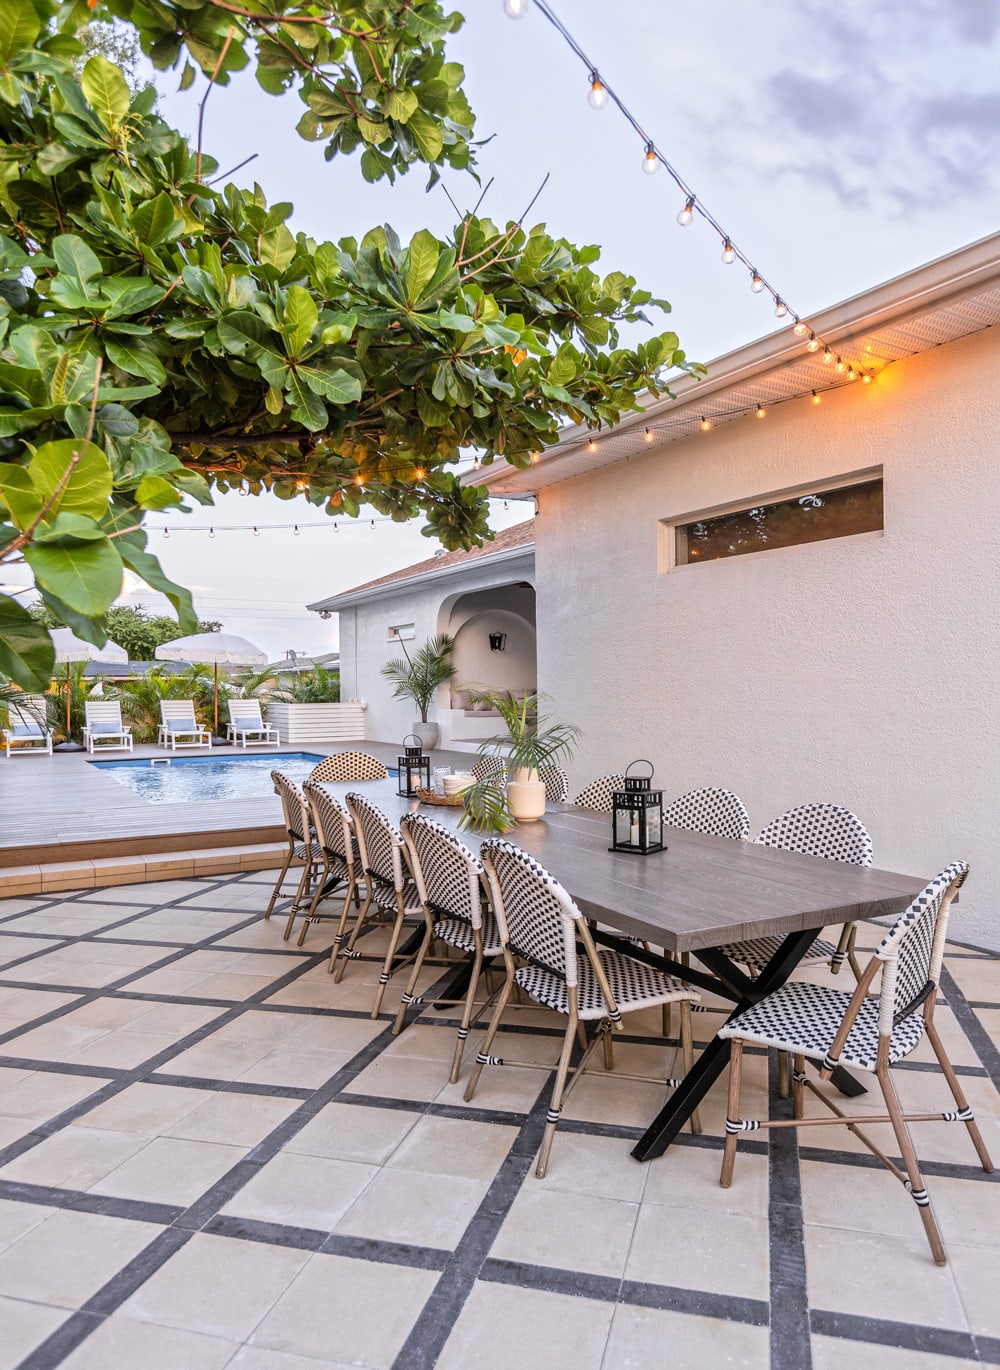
[3,695,53,757]
[83,701,133,753]
[158,700,211,750]
[226,698,279,748]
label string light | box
[806,333,820,353]
[354,475,365,487]
[700,416,712,431]
[473,456,481,470]
[793,321,808,337]
[823,349,833,364]
[836,357,846,372]
[503,0,529,16]
[811,390,821,404]
[162,527,169,538]
[721,239,735,265]
[676,196,695,227]
[209,527,215,538]
[587,437,599,453]
[529,451,541,463]
[861,373,873,384]
[587,72,608,109]
[774,299,787,318]
[293,524,300,535]
[756,404,766,419]
[642,141,659,175]
[252,526,259,536]
[415,467,425,479]
[750,272,764,293]
[295,480,307,491]
[644,426,654,443]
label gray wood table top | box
[320,780,928,954]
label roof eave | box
[306,541,535,614]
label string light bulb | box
[700,416,712,431]
[293,524,300,535]
[774,299,787,318]
[862,372,873,384]
[823,349,833,364]
[793,320,808,337]
[208,527,215,538]
[162,527,169,538]
[644,426,654,443]
[295,480,307,491]
[847,367,857,381]
[811,390,821,405]
[676,196,695,226]
[587,72,608,109]
[529,451,540,463]
[354,474,365,486]
[415,467,425,479]
[806,333,820,353]
[473,456,481,470]
[642,141,659,175]
[836,357,846,373]
[587,437,599,453]
[252,526,259,536]
[503,0,529,17]
[721,239,736,265]
[750,272,764,293]
[755,404,766,419]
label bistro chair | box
[264,771,322,931]
[662,786,750,841]
[465,839,701,1178]
[309,751,389,783]
[341,792,426,1018]
[472,756,508,785]
[298,782,363,956]
[714,804,873,982]
[718,861,993,1265]
[398,812,505,1081]
[539,765,570,803]
[572,774,625,812]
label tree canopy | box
[30,599,222,657]
[0,0,698,691]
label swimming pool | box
[92,752,329,804]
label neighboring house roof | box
[265,651,340,673]
[83,660,189,678]
[468,230,1000,497]
[308,518,535,612]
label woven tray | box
[415,787,465,807]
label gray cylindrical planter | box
[411,721,439,750]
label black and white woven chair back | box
[303,782,352,864]
[309,751,389,783]
[663,786,750,840]
[754,803,873,866]
[472,756,508,784]
[272,771,309,842]
[573,774,626,812]
[480,839,580,984]
[874,861,968,1026]
[400,812,486,930]
[346,791,404,889]
[539,765,569,803]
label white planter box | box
[266,703,366,745]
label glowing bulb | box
[162,527,169,538]
[700,416,712,432]
[642,142,659,175]
[354,474,365,486]
[587,438,598,453]
[473,456,481,470]
[415,467,425,479]
[806,333,820,352]
[811,391,821,405]
[644,427,654,443]
[252,526,259,536]
[238,482,248,496]
[861,373,873,385]
[293,524,300,536]
[503,0,529,17]
[793,320,807,337]
[370,519,375,528]
[334,522,339,531]
[750,272,764,293]
[756,404,766,419]
[848,368,857,381]
[209,527,215,538]
[529,451,540,463]
[774,299,787,318]
[823,349,833,364]
[676,196,695,226]
[721,239,735,265]
[836,357,846,373]
[295,479,307,491]
[587,73,608,109]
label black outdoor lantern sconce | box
[611,760,665,855]
[397,734,431,797]
[489,630,507,652]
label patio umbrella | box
[155,631,267,741]
[50,628,128,749]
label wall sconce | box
[489,631,507,652]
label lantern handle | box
[625,758,655,781]
[403,733,423,749]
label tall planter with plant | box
[381,634,456,750]
[470,690,581,822]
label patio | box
[0,867,998,1369]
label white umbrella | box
[50,628,128,742]
[156,631,266,737]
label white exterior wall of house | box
[537,324,1000,950]
[335,552,535,750]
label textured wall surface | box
[537,327,1000,950]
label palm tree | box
[380,634,456,722]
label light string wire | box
[508,0,872,377]
[148,494,515,538]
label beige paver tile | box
[626,1202,770,1301]
[59,1318,238,1370]
[236,1046,352,1089]
[0,1069,105,1120]
[604,1303,769,1370]
[285,1100,420,1164]
[492,1184,639,1278]
[223,1151,377,1231]
[249,1252,439,1367]
[72,1083,211,1136]
[0,1124,152,1189]
[802,1225,967,1328]
[163,1090,300,1147]
[0,1197,54,1253]
[226,1348,355,1370]
[0,1294,68,1370]
[435,1281,615,1370]
[0,1208,161,1308]
[811,1336,982,1370]
[336,1165,489,1250]
[386,1113,518,1181]
[90,1135,248,1206]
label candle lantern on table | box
[611,760,664,855]
[397,735,431,797]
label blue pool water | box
[92,752,329,804]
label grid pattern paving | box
[0,871,998,1370]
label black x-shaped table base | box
[587,927,866,1161]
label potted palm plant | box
[470,689,581,821]
[381,634,456,749]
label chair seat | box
[715,933,840,972]
[717,979,925,1071]
[369,879,422,918]
[292,841,322,861]
[516,948,699,1022]
[435,912,503,958]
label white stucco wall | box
[537,326,1000,950]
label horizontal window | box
[674,476,883,565]
[387,623,415,641]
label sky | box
[14,0,1000,657]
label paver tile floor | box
[0,869,998,1369]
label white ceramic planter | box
[411,721,440,749]
[506,768,546,821]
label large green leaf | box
[0,594,54,690]
[28,439,113,521]
[0,0,40,69]
[25,534,122,614]
[80,55,130,132]
[281,285,317,359]
[298,359,363,405]
[405,229,439,306]
[52,234,102,288]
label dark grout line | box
[810,1308,989,1362]
[0,1177,184,1225]
[940,965,1000,1095]
[766,1051,813,1370]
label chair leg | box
[536,1013,579,1179]
[601,1018,615,1070]
[879,1063,947,1265]
[792,1052,806,1119]
[327,882,358,976]
[924,1018,994,1172]
[450,948,485,1084]
[777,1049,790,1099]
[282,856,314,942]
[371,905,410,1019]
[464,973,515,1102]
[263,846,293,919]
[392,917,435,1036]
[678,1000,702,1135]
[720,1039,745,1188]
[335,890,374,983]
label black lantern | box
[610,760,665,855]
[489,630,507,652]
[397,734,431,797]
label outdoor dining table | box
[318,778,928,1160]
